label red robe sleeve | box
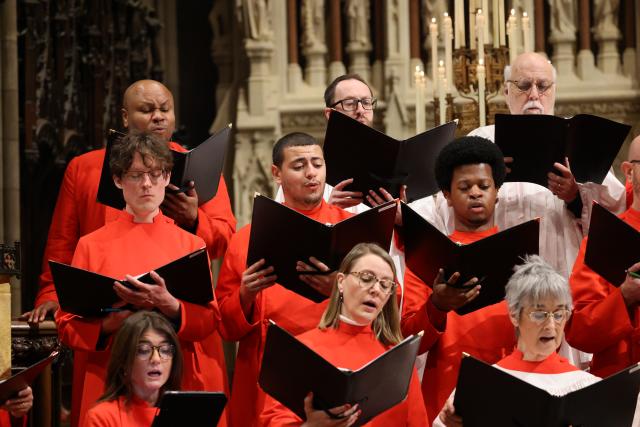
[175,253,221,342]
[401,267,447,355]
[565,237,636,353]
[215,227,260,342]
[54,238,104,352]
[36,158,83,306]
[192,175,236,260]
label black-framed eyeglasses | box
[135,343,175,360]
[629,160,640,164]
[349,271,396,295]
[123,169,167,184]
[527,309,570,325]
[506,79,555,95]
[330,97,377,111]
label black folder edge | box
[495,114,630,187]
[401,202,540,314]
[247,194,397,302]
[0,350,59,404]
[151,391,227,427]
[50,247,212,317]
[323,110,457,202]
[97,125,231,209]
[258,320,423,424]
[454,353,640,427]
[584,201,640,287]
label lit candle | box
[521,11,531,52]
[498,1,506,45]
[443,12,453,93]
[415,66,425,134]
[477,58,486,127]
[476,9,485,66]
[454,0,465,48]
[492,0,499,48]
[507,9,518,64]
[438,61,446,125]
[430,17,439,98]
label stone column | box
[370,0,385,94]
[301,0,328,87]
[576,0,596,79]
[245,39,275,116]
[534,0,545,52]
[593,1,622,75]
[328,0,345,80]
[0,283,10,379]
[1,0,21,313]
[287,0,304,91]
[409,0,422,75]
[622,0,636,77]
[345,0,372,81]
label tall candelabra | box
[428,5,531,136]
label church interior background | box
[0,1,638,425]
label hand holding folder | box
[97,125,231,209]
[401,203,539,314]
[50,248,212,317]
[0,351,58,404]
[259,321,422,426]
[495,114,630,188]
[247,195,397,302]
[323,110,457,203]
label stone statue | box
[548,0,577,37]
[302,0,325,50]
[593,0,620,35]
[422,0,446,34]
[345,0,370,46]
[237,0,273,41]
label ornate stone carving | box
[238,0,273,42]
[548,0,577,38]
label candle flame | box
[479,58,484,66]
[477,9,482,15]
[443,12,449,17]
[439,60,444,67]
[510,9,516,16]
[523,11,528,17]
[431,17,436,23]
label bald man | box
[566,135,640,378]
[24,80,236,322]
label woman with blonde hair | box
[261,242,427,426]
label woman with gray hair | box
[435,255,600,427]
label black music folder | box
[323,110,457,203]
[0,351,58,404]
[97,124,231,209]
[584,202,640,287]
[454,354,640,427]
[259,321,422,426]
[50,248,212,317]
[247,195,397,303]
[152,391,227,427]
[495,114,630,187]
[401,203,539,315]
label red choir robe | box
[627,178,634,209]
[215,199,353,427]
[566,208,640,378]
[260,321,428,426]
[55,211,225,427]
[36,143,236,306]
[400,226,517,426]
[84,396,158,427]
